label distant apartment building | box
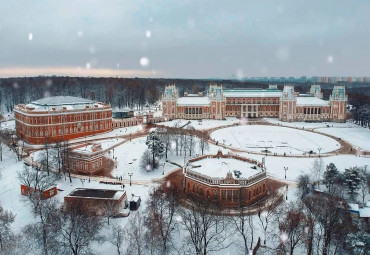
[162,84,347,122]
[14,96,112,144]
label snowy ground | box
[158,117,239,130]
[211,125,340,155]
[265,118,360,129]
[315,127,370,151]
[0,119,15,131]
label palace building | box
[183,151,267,207]
[162,84,347,122]
[14,96,112,144]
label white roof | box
[25,96,106,111]
[223,90,282,98]
[189,157,261,179]
[359,207,370,218]
[177,97,210,106]
[296,96,330,106]
[349,203,359,211]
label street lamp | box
[162,162,166,175]
[128,172,133,186]
[286,184,288,200]
[113,148,115,159]
[318,147,322,158]
[284,166,288,179]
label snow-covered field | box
[211,125,340,155]
[0,119,15,131]
[158,117,239,130]
[265,118,359,129]
[315,127,370,151]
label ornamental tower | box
[329,85,347,122]
[310,84,323,99]
[279,85,297,122]
[162,84,178,120]
[208,84,226,119]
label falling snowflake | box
[44,91,51,98]
[280,232,288,243]
[89,46,96,55]
[140,57,150,67]
[170,141,176,150]
[240,117,248,126]
[28,33,33,41]
[86,62,91,69]
[77,31,83,37]
[45,79,53,87]
[327,55,334,63]
[166,180,171,187]
[146,164,152,171]
[13,82,19,89]
[236,68,244,80]
[146,30,151,38]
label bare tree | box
[276,201,306,255]
[178,195,231,255]
[109,225,126,255]
[198,132,209,155]
[231,206,257,255]
[60,203,103,255]
[145,186,179,254]
[311,158,324,188]
[127,211,145,255]
[26,198,62,255]
[358,166,369,204]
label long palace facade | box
[14,96,112,144]
[162,84,347,122]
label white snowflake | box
[140,57,150,67]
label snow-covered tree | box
[311,158,324,188]
[0,204,15,252]
[344,167,362,199]
[323,163,340,193]
[145,131,165,170]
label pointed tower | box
[310,84,323,99]
[279,85,297,122]
[208,84,226,120]
[329,85,347,122]
[162,84,178,120]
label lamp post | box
[318,147,322,158]
[113,148,115,159]
[128,172,133,186]
[31,156,34,169]
[284,166,288,179]
[162,162,166,175]
[286,184,288,200]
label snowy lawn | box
[211,125,340,155]
[158,117,239,130]
[265,118,359,129]
[0,119,15,131]
[315,126,370,151]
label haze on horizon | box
[1,0,369,79]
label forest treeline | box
[0,77,369,112]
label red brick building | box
[20,184,57,200]
[64,188,127,215]
[183,151,267,208]
[14,96,112,144]
[68,143,105,174]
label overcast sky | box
[1,0,369,78]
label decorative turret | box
[279,85,297,122]
[310,84,323,99]
[208,84,226,120]
[329,85,347,122]
[162,84,178,119]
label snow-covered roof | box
[296,96,330,106]
[177,96,210,106]
[66,188,125,200]
[23,96,107,111]
[32,96,93,106]
[223,89,282,98]
[349,203,359,212]
[359,207,370,218]
[189,157,261,179]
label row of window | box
[73,158,103,171]
[16,111,111,125]
[19,121,111,137]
